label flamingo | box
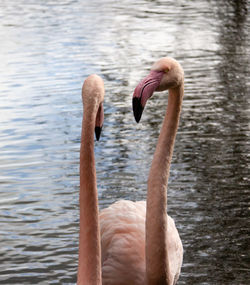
[77,74,104,285]
[132,57,184,285]
[77,57,184,285]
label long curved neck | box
[146,85,183,285]
[77,106,102,285]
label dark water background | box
[0,0,249,284]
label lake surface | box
[0,0,249,284]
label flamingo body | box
[100,200,183,285]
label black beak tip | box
[95,126,102,141]
[132,97,144,123]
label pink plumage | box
[100,200,183,285]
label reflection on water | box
[0,0,249,284]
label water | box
[0,0,249,284]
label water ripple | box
[0,0,249,284]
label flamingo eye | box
[165,68,170,73]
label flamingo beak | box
[132,97,144,123]
[95,126,102,141]
[95,103,104,141]
[132,70,164,123]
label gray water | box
[0,0,249,284]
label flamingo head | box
[132,57,184,123]
[82,74,104,141]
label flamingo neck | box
[77,108,102,285]
[146,85,183,285]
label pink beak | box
[132,70,164,123]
